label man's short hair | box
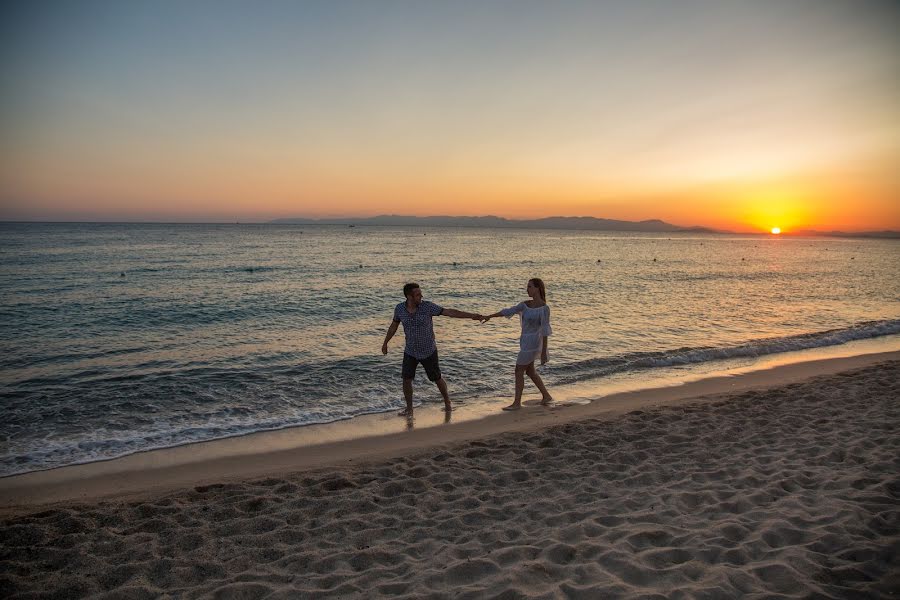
[403,282,420,298]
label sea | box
[1,222,899,477]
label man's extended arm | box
[382,320,400,354]
[441,308,483,320]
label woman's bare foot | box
[398,408,413,417]
[502,403,521,411]
[540,396,553,406]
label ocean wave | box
[0,389,401,478]
[552,319,900,385]
[5,319,897,476]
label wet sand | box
[1,353,898,598]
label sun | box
[770,227,781,235]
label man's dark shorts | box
[402,351,442,381]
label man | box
[382,282,482,416]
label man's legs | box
[400,353,417,416]
[435,377,451,411]
[400,378,414,416]
[422,351,451,412]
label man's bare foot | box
[502,403,521,411]
[540,396,553,405]
[398,409,413,417]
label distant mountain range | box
[269,215,900,238]
[270,214,722,233]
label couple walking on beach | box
[382,280,553,415]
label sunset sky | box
[1,1,898,232]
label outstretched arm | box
[482,303,525,323]
[382,320,400,354]
[441,308,483,320]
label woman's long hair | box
[529,278,546,301]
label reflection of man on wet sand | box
[382,283,482,416]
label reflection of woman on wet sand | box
[481,278,553,411]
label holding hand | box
[479,315,492,324]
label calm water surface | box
[1,223,898,475]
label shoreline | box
[2,349,898,513]
[5,331,898,483]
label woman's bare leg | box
[503,365,527,411]
[526,363,553,404]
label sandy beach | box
[2,355,898,598]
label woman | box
[482,278,553,410]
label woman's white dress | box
[500,302,552,365]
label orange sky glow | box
[1,2,898,233]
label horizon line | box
[2,217,898,238]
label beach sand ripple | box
[2,361,898,598]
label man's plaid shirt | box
[393,300,444,359]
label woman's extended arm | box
[481,311,504,322]
[481,303,524,323]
